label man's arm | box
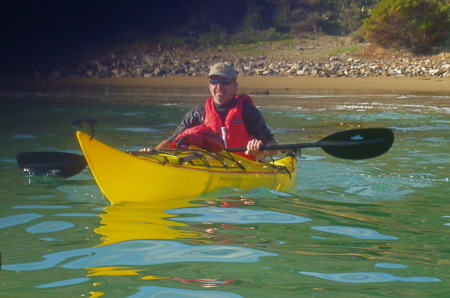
[154,140,173,150]
[141,106,204,152]
[243,102,275,145]
[167,106,205,142]
[243,103,278,156]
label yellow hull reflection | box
[87,266,141,276]
[95,198,204,246]
[84,198,244,295]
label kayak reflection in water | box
[142,63,279,161]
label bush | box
[361,0,450,54]
[292,12,324,38]
[228,29,285,45]
[336,0,375,35]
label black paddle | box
[227,128,394,160]
[16,128,393,178]
[16,152,87,178]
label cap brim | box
[208,72,233,79]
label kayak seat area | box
[131,148,292,174]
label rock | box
[431,69,446,76]
[26,41,450,80]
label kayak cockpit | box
[129,147,295,175]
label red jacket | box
[204,95,256,160]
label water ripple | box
[299,271,440,283]
[13,134,36,138]
[311,226,398,240]
[2,240,277,271]
[27,221,75,233]
[167,207,311,224]
[12,205,71,209]
[37,277,89,288]
[374,263,408,269]
[54,213,99,217]
[113,127,159,133]
[129,286,244,298]
[0,213,43,229]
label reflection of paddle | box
[16,128,394,178]
[16,152,87,178]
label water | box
[0,85,448,297]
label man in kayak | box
[152,63,278,160]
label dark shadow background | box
[0,0,194,74]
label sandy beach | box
[46,76,450,94]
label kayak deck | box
[77,131,296,204]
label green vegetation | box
[141,0,449,55]
[361,0,450,54]
[50,0,450,58]
[122,0,379,49]
[328,45,360,56]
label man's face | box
[208,75,238,105]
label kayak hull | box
[76,131,296,204]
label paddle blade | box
[17,152,87,178]
[318,128,394,160]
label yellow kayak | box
[76,131,296,204]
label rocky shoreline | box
[41,42,450,80]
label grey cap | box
[208,63,238,81]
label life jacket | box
[203,94,256,160]
[171,125,225,152]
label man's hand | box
[140,140,173,152]
[245,139,279,157]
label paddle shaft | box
[226,138,388,152]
